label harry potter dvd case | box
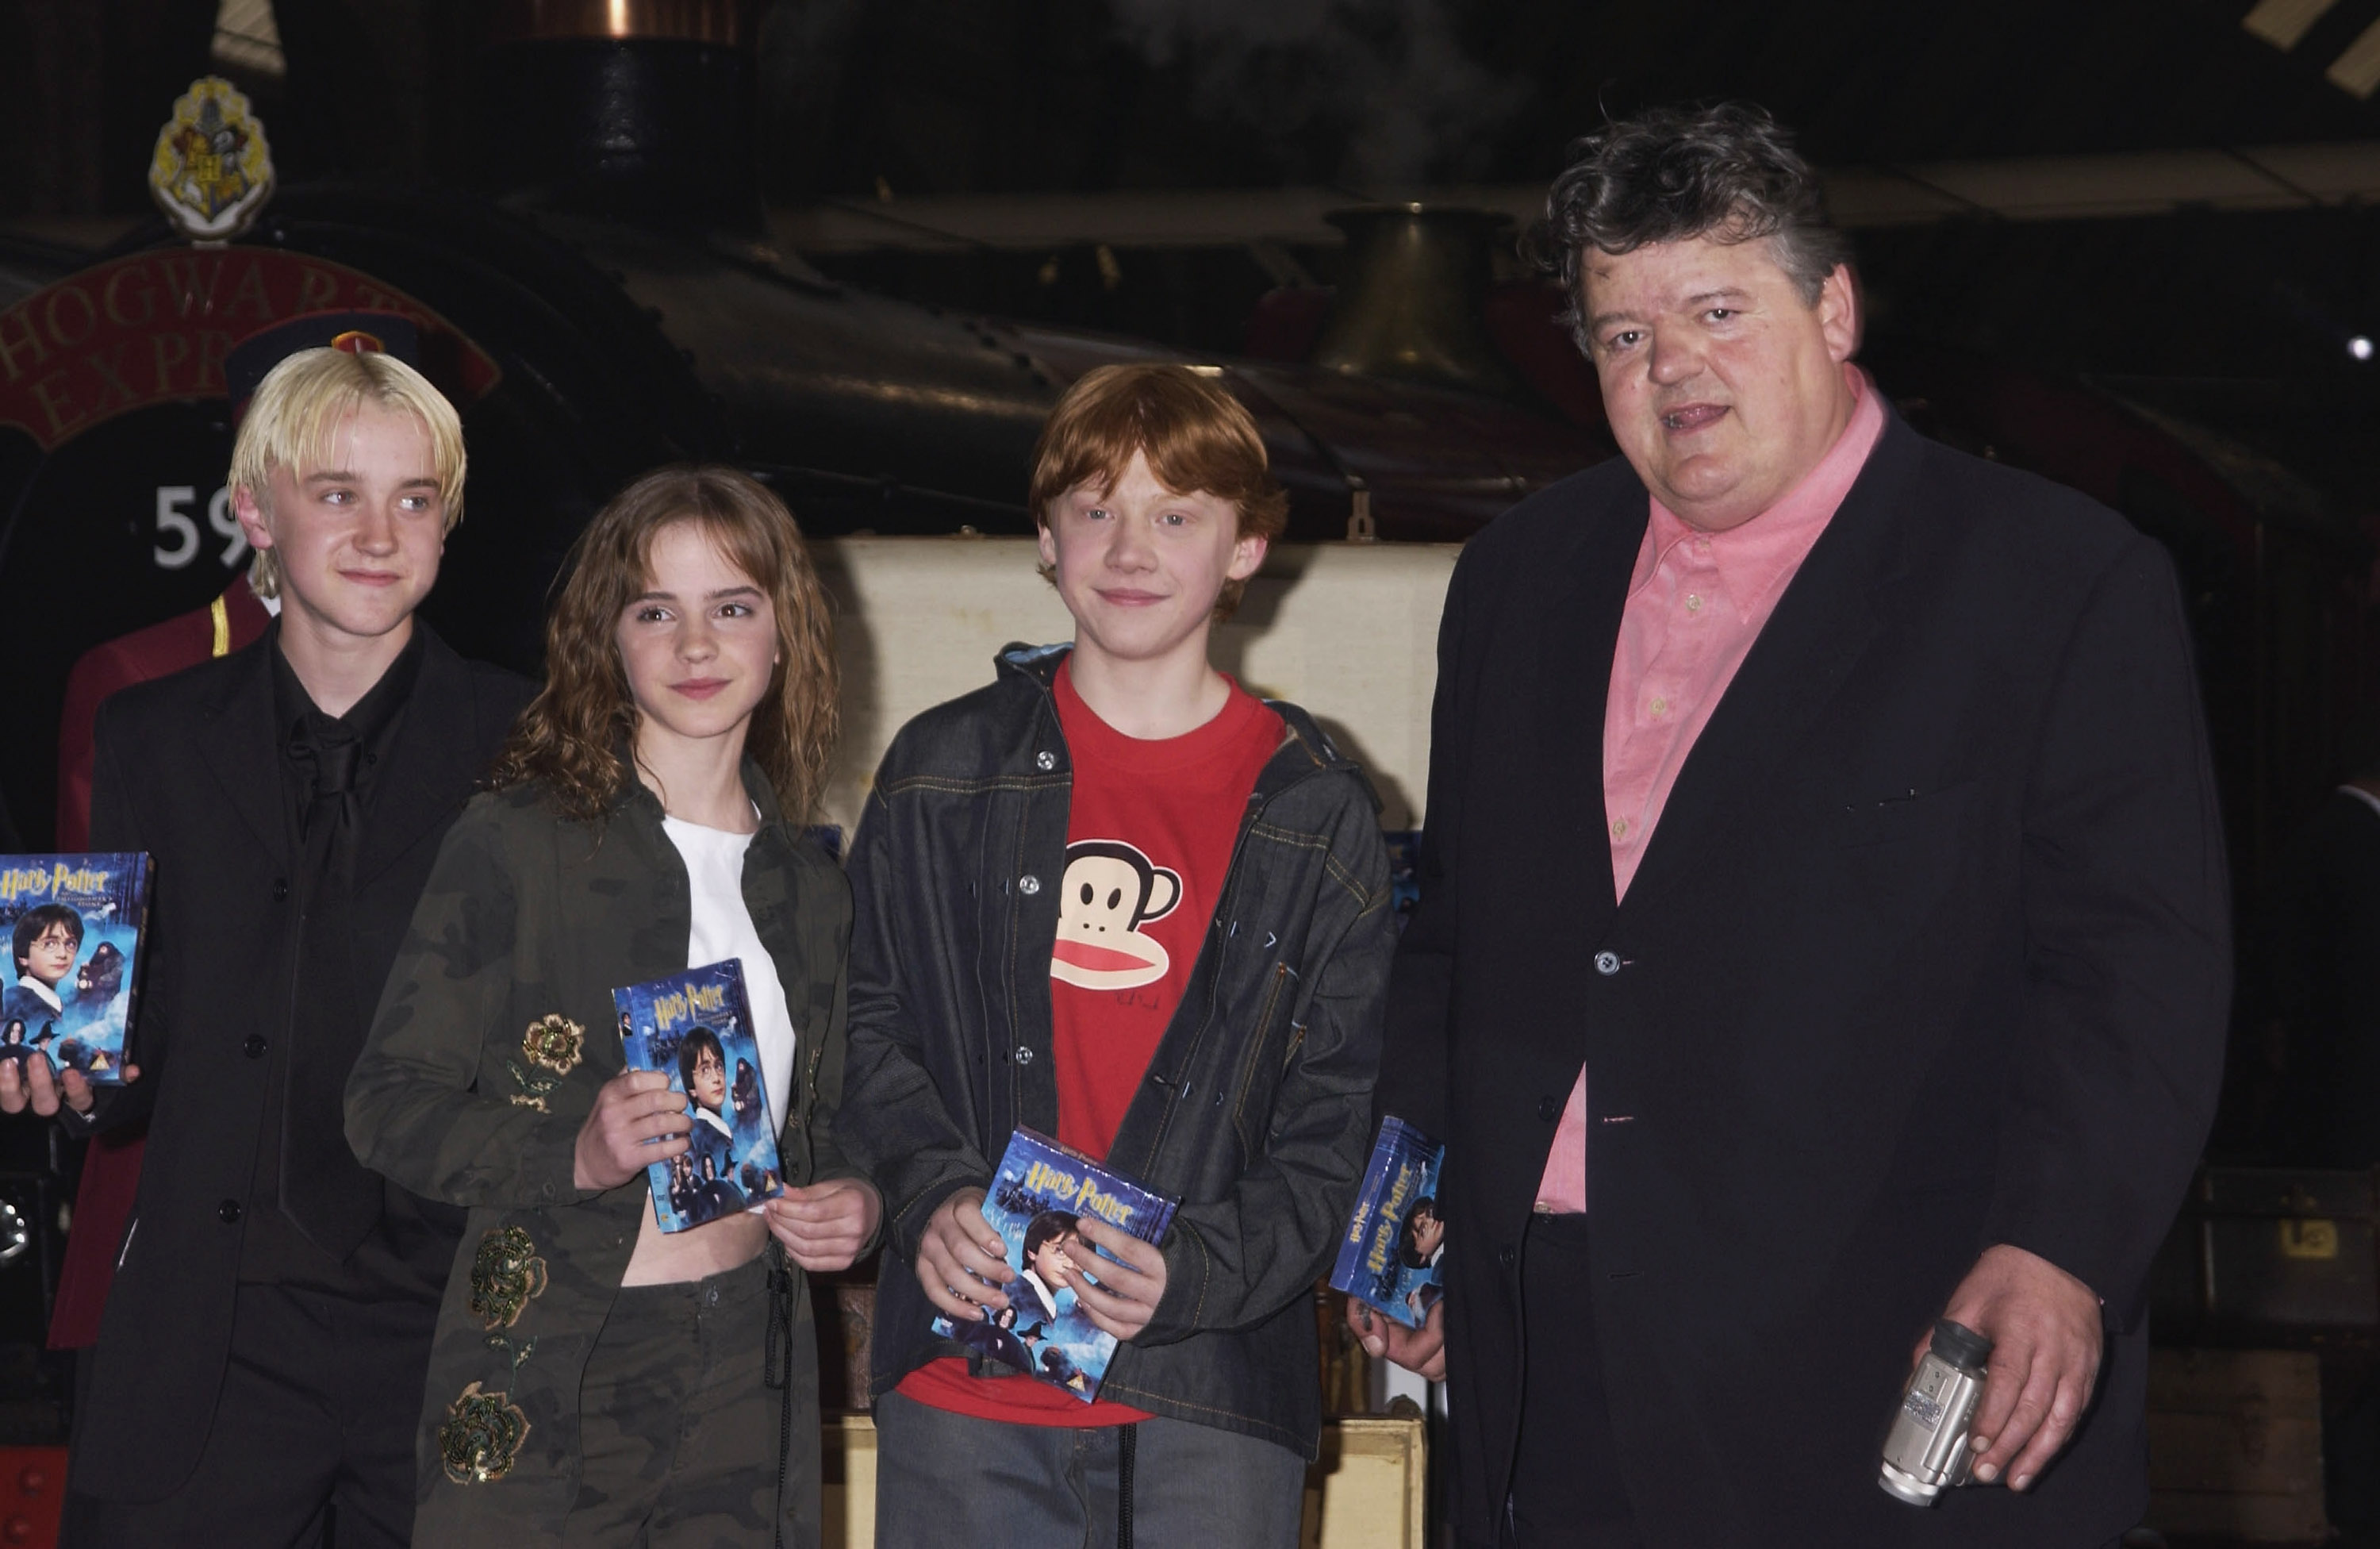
[0,853,151,1085]
[614,959,785,1232]
[933,1127,1180,1402]
[1330,1115,1446,1329]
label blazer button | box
[243,1034,268,1059]
[271,878,290,902]
[1498,1243,1517,1270]
[1019,874,1041,896]
[1013,1045,1035,1066]
[1593,950,1622,976]
[1537,1094,1560,1122]
[217,1200,243,1224]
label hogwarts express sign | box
[0,247,499,448]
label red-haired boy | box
[839,363,1395,1543]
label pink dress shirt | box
[1534,368,1887,1213]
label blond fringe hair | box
[492,467,839,827]
[228,348,467,598]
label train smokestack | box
[1311,205,1517,397]
[477,0,760,233]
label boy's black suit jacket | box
[1378,409,2232,1547]
[70,623,528,1502]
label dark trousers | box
[562,1254,799,1547]
[1499,1212,1644,1548]
[63,1282,437,1549]
[872,1387,1309,1547]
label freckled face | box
[1036,450,1265,675]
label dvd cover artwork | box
[0,854,151,1086]
[1330,1115,1446,1330]
[931,1128,1180,1403]
[613,959,786,1233]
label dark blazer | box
[71,624,529,1503]
[1378,409,2232,1547]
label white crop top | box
[661,813,797,1136]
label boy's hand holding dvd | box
[927,1128,1180,1403]
[0,853,154,1118]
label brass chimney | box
[1310,205,1517,398]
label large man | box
[1360,104,2229,1547]
[1,334,531,1547]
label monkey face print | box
[1050,840,1183,991]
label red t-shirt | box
[899,659,1283,1428]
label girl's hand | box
[1069,1216,1169,1343]
[766,1177,882,1271]
[573,1069,689,1190]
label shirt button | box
[1684,594,1704,613]
[1649,697,1667,717]
[1013,1045,1035,1066]
[1692,537,1711,555]
[1594,951,1622,976]
[217,1199,243,1224]
[1035,751,1057,771]
[271,878,290,902]
[1498,1243,1518,1270]
[1019,874,1041,896]
[243,1034,267,1059]
[1610,817,1629,840]
[1537,1095,1560,1122]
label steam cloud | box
[1110,0,1528,186]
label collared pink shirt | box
[1534,367,1886,1213]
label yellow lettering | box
[152,332,190,395]
[43,285,97,350]
[196,330,232,394]
[86,343,137,411]
[223,259,274,323]
[30,372,85,439]
[0,306,50,382]
[102,264,157,329]
[160,256,223,321]
[295,264,339,313]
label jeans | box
[873,1387,1308,1548]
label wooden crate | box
[2144,1349,2326,1543]
[823,1413,1427,1548]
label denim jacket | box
[837,644,1395,1458]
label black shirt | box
[237,621,459,1299]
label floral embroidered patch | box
[521,1013,583,1075]
[438,1382,531,1484]
[468,1225,549,1331]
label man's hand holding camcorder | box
[1923,1243,2102,1493]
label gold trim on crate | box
[489,0,746,44]
[439,1382,532,1485]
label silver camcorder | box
[1878,1318,1994,1505]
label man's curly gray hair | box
[1529,102,1853,355]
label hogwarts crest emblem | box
[147,77,275,244]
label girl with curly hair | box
[347,466,875,1547]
